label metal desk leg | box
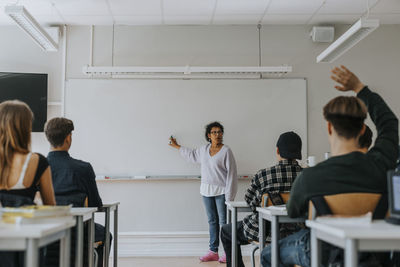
[227,209,232,224]
[26,239,39,267]
[311,229,321,267]
[60,228,71,267]
[271,216,279,267]
[76,216,84,267]
[88,214,95,267]
[114,205,118,267]
[259,214,265,267]
[345,239,358,267]
[104,208,111,267]
[232,207,237,267]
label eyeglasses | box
[210,131,223,135]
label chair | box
[308,192,382,220]
[308,193,383,267]
[250,192,290,267]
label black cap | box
[276,131,302,160]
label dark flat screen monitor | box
[0,72,47,132]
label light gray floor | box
[116,256,258,267]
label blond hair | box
[0,100,33,189]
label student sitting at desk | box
[261,66,399,267]
[0,100,56,267]
[221,131,303,267]
[44,117,110,267]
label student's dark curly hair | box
[358,125,373,149]
[205,121,224,142]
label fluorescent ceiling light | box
[317,18,379,63]
[82,66,292,79]
[5,5,58,52]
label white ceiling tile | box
[308,14,361,25]
[163,0,216,15]
[109,0,162,16]
[17,0,54,15]
[212,14,261,25]
[319,0,379,14]
[262,14,311,24]
[114,15,163,25]
[164,15,211,25]
[51,0,110,16]
[372,0,400,13]
[62,15,113,25]
[215,0,269,15]
[267,0,325,14]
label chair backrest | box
[308,192,382,220]
[55,192,88,207]
[261,192,290,207]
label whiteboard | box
[65,79,307,176]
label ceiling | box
[0,0,399,26]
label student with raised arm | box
[261,66,399,267]
[169,121,238,263]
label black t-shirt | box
[0,153,49,206]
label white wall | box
[2,24,400,255]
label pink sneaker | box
[218,253,227,263]
[199,250,219,262]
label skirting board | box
[117,231,260,257]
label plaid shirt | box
[242,159,302,241]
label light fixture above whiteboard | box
[316,18,379,63]
[82,65,293,79]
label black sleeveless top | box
[0,153,49,207]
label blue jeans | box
[202,195,227,252]
[261,229,311,267]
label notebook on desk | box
[386,170,400,225]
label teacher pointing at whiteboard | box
[169,121,238,263]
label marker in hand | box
[169,135,180,149]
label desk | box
[257,207,305,267]
[98,202,120,267]
[0,220,75,267]
[71,207,97,267]
[306,220,400,267]
[226,201,252,267]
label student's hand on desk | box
[331,65,365,94]
[169,136,181,149]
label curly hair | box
[204,121,224,142]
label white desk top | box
[256,206,288,216]
[225,201,250,209]
[0,219,75,239]
[306,220,400,239]
[70,207,98,221]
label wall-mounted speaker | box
[310,26,334,43]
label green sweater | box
[287,87,399,218]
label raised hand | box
[331,65,365,93]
